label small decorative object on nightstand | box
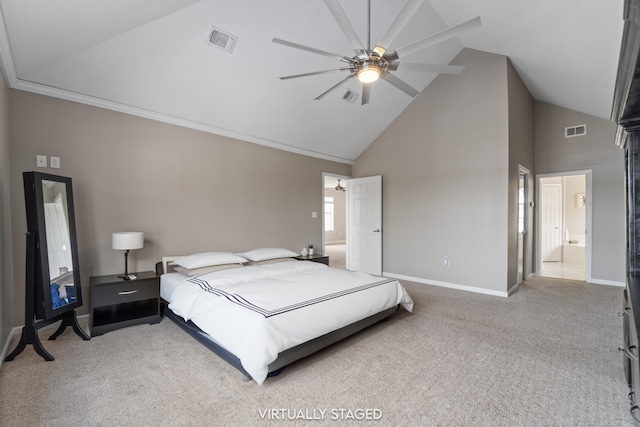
[90,271,160,336]
[294,253,329,265]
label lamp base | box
[118,250,136,280]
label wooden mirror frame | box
[23,171,83,319]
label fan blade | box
[362,83,371,105]
[272,38,355,63]
[315,75,356,100]
[381,72,420,97]
[324,0,367,57]
[280,68,349,80]
[384,16,481,62]
[373,0,423,56]
[388,62,465,75]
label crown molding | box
[13,78,355,165]
[0,8,353,166]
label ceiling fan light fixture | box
[358,63,381,83]
[273,0,481,104]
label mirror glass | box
[42,180,76,310]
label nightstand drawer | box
[92,279,158,307]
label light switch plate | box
[36,155,47,168]
[50,156,60,168]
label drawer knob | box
[118,290,138,296]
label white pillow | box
[247,257,295,266]
[173,252,247,269]
[174,263,243,277]
[242,247,298,262]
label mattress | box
[161,260,413,384]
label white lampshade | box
[112,232,144,251]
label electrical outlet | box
[444,256,450,266]
[312,211,317,218]
[50,156,60,168]
[36,155,47,168]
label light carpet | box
[324,244,346,270]
[0,277,633,426]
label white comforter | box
[164,260,413,384]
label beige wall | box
[8,90,351,325]
[0,72,10,351]
[352,47,625,293]
[534,101,624,283]
[353,48,512,294]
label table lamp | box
[112,232,144,280]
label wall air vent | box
[208,26,237,53]
[342,89,359,104]
[565,124,586,138]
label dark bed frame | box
[162,300,399,382]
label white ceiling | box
[0,0,624,164]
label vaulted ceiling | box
[0,0,624,164]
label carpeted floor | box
[324,244,346,269]
[0,277,633,426]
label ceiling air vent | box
[342,89,359,104]
[565,124,586,138]
[208,26,237,53]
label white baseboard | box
[508,282,521,296]
[532,272,625,288]
[384,272,509,298]
[0,330,13,368]
[325,240,345,245]
[588,278,625,287]
[0,314,90,370]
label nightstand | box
[294,254,329,265]
[90,271,161,336]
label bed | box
[160,248,414,384]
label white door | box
[347,176,382,275]
[541,184,562,262]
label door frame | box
[516,165,530,286]
[535,170,592,281]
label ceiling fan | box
[335,179,346,191]
[272,0,481,105]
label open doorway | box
[322,173,349,269]
[536,171,592,281]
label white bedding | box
[162,260,413,384]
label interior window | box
[324,196,334,231]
